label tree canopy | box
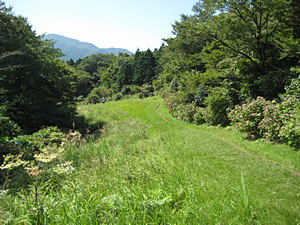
[157,0,300,102]
[0,1,77,133]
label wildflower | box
[14,142,19,145]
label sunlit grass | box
[1,97,299,224]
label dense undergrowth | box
[0,98,299,224]
[162,78,300,149]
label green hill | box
[44,34,133,61]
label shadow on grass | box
[74,115,106,137]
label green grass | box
[1,97,300,224]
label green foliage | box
[74,69,93,97]
[0,126,79,223]
[195,86,208,107]
[138,84,155,99]
[172,103,205,124]
[276,98,300,148]
[85,86,111,103]
[1,99,300,224]
[112,92,123,101]
[163,93,205,125]
[156,0,300,129]
[229,97,300,148]
[133,49,157,85]
[204,87,232,126]
[228,97,269,139]
[0,126,68,187]
[282,74,300,100]
[0,115,22,138]
[121,86,131,96]
[0,3,78,133]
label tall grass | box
[0,98,299,224]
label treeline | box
[1,0,300,148]
[68,47,162,103]
[0,1,162,137]
[0,1,163,186]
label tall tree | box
[133,49,157,85]
[0,2,77,133]
[158,0,300,101]
[195,0,299,98]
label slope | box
[2,98,299,224]
[44,34,133,61]
[74,97,300,224]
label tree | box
[195,0,299,99]
[75,53,116,88]
[0,2,77,133]
[133,49,157,85]
[116,54,134,90]
[158,0,300,102]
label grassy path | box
[3,97,298,224]
[76,97,300,224]
[156,102,300,177]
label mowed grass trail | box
[74,97,300,224]
[4,97,297,224]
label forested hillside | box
[44,34,133,61]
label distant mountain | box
[44,34,133,61]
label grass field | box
[1,97,300,224]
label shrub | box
[172,103,196,123]
[0,115,23,138]
[258,100,282,142]
[278,97,300,148]
[281,75,300,100]
[85,86,112,103]
[85,93,101,104]
[113,93,123,101]
[138,84,154,98]
[229,96,300,148]
[121,86,131,96]
[195,86,208,107]
[204,87,232,126]
[228,97,267,139]
[193,107,206,125]
[0,127,67,186]
[127,85,140,95]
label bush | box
[204,87,232,126]
[228,97,267,139]
[138,84,154,98]
[85,86,111,103]
[172,103,197,123]
[163,92,206,125]
[85,93,101,104]
[195,86,208,107]
[121,86,131,96]
[281,75,300,100]
[258,100,282,142]
[127,85,140,95]
[0,127,66,186]
[229,96,300,148]
[277,97,300,148]
[0,115,23,138]
[193,107,206,125]
[113,93,123,101]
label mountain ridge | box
[44,34,133,61]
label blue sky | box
[4,0,198,52]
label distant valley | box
[44,34,133,61]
